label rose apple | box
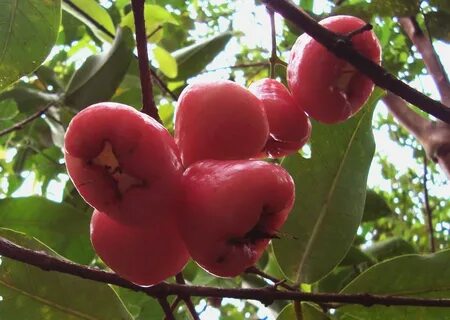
[249,78,311,157]
[179,160,295,277]
[64,102,183,225]
[174,80,269,166]
[90,210,189,286]
[288,15,381,124]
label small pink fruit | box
[249,78,311,157]
[90,210,189,286]
[179,160,295,277]
[175,80,269,166]
[64,102,183,225]
[288,15,382,124]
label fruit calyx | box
[89,141,145,196]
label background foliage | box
[0,0,448,319]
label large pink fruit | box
[64,102,183,225]
[249,78,311,157]
[288,15,381,124]
[175,80,269,166]
[179,160,295,277]
[90,210,189,286]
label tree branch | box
[422,155,436,252]
[382,92,428,140]
[399,17,450,107]
[175,273,200,320]
[130,0,161,122]
[158,297,176,320]
[1,236,450,308]
[0,101,57,137]
[260,0,450,123]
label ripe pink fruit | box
[64,102,183,225]
[288,15,381,124]
[175,80,269,166]
[179,160,295,277]
[90,210,189,286]
[249,78,311,157]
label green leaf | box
[172,32,232,80]
[65,27,133,110]
[0,86,60,113]
[153,45,178,78]
[277,303,331,320]
[0,228,133,320]
[115,287,164,320]
[364,237,417,262]
[275,90,383,284]
[315,266,360,293]
[362,189,393,222]
[121,4,178,43]
[340,246,375,266]
[0,99,19,120]
[338,250,450,319]
[430,0,450,13]
[299,0,314,11]
[0,197,94,264]
[425,11,450,43]
[62,0,116,42]
[371,0,420,17]
[0,0,60,91]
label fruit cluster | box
[63,15,381,286]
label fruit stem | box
[267,8,277,79]
[345,23,373,40]
[130,0,162,123]
[294,300,304,320]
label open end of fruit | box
[91,142,144,195]
[227,205,279,247]
[333,63,357,96]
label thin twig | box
[294,300,303,320]
[159,297,176,320]
[267,8,277,79]
[2,237,449,307]
[246,266,297,291]
[175,273,200,320]
[422,154,436,252]
[167,296,182,316]
[399,17,450,107]
[260,0,450,123]
[130,0,161,122]
[0,101,56,137]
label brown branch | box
[246,266,297,291]
[260,0,450,123]
[175,273,200,320]
[422,155,436,252]
[159,297,176,320]
[267,8,277,78]
[399,17,450,107]
[382,92,429,140]
[130,0,161,122]
[0,101,56,137]
[2,237,450,308]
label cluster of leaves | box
[0,0,448,319]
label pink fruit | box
[288,15,382,124]
[175,80,269,166]
[249,78,311,157]
[64,102,183,225]
[90,210,189,286]
[179,160,295,277]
